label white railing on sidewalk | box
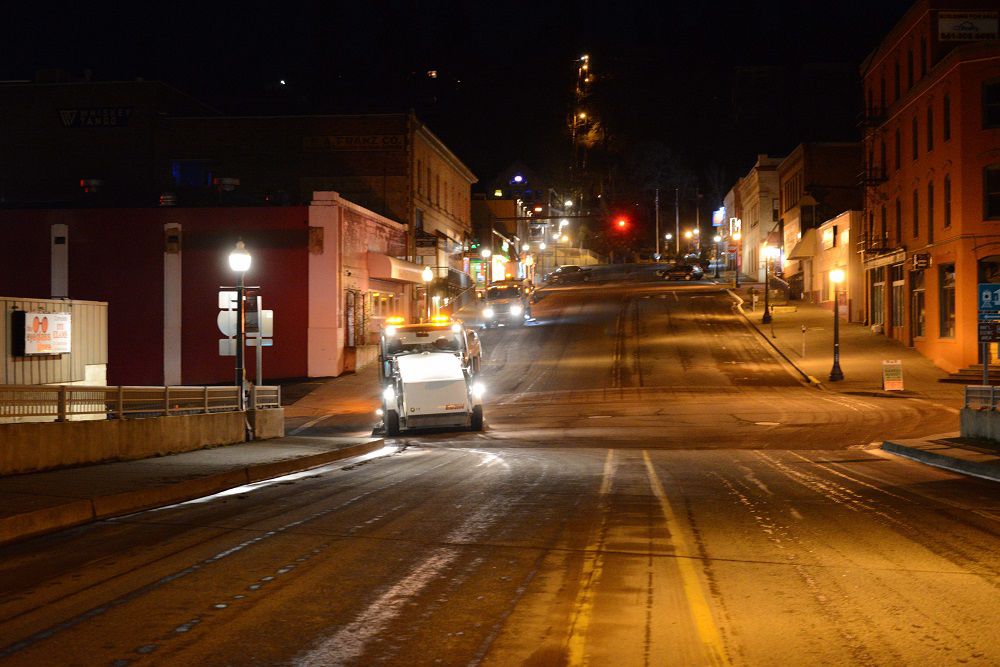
[0,384,282,422]
[964,385,998,410]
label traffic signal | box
[615,216,629,230]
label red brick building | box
[860,0,1000,372]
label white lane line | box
[289,414,330,435]
[295,495,514,666]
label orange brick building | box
[860,0,1000,373]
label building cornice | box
[411,118,478,185]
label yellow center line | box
[565,449,614,666]
[643,450,731,666]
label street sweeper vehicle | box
[377,316,484,435]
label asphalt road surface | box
[1,278,997,666]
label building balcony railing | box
[857,231,898,255]
[857,108,886,128]
[858,167,888,186]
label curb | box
[882,440,1000,482]
[727,289,818,386]
[0,438,386,546]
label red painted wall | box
[0,207,310,385]
[175,208,310,384]
[0,209,165,384]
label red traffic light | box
[616,218,628,229]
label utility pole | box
[674,187,680,256]
[655,188,660,257]
[695,187,701,253]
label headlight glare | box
[510,305,523,316]
[382,385,396,403]
[483,307,495,319]
[471,382,486,399]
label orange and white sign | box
[23,311,71,355]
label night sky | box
[4,1,915,190]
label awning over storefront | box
[787,229,816,260]
[367,252,425,283]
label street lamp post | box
[481,248,492,285]
[829,268,846,381]
[228,241,252,412]
[733,232,742,287]
[713,235,722,278]
[422,265,434,321]
[762,245,778,324]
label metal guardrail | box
[964,385,997,410]
[251,385,282,410]
[0,384,281,421]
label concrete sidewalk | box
[727,279,998,482]
[0,368,386,546]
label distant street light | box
[228,240,252,412]
[762,245,779,324]
[422,265,434,321]
[713,235,722,278]
[733,232,742,288]
[829,269,846,381]
[480,248,492,285]
[564,199,574,208]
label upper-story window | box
[986,164,1000,220]
[927,181,935,243]
[895,198,902,241]
[985,79,1000,128]
[943,94,952,141]
[912,116,919,160]
[417,159,422,195]
[919,37,927,78]
[906,49,914,89]
[944,174,952,228]
[880,76,886,111]
[927,106,934,151]
[894,61,901,101]
[895,127,902,170]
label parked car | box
[544,265,591,284]
[658,264,704,281]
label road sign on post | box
[977,284,1000,385]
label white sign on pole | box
[218,290,239,309]
[217,310,237,337]
[219,338,236,356]
[246,338,274,347]
[246,310,274,337]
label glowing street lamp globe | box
[228,240,251,273]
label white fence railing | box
[964,385,998,410]
[0,384,281,422]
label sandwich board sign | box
[882,359,904,391]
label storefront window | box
[910,270,925,338]
[891,264,905,330]
[939,264,956,338]
[871,267,885,327]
